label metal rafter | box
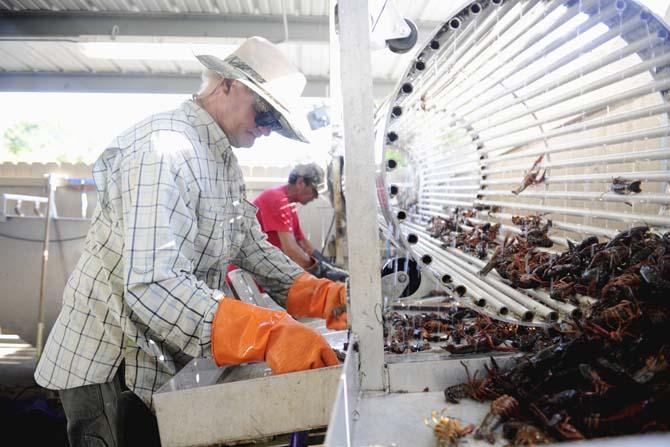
[0,71,397,97]
[0,11,440,43]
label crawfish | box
[579,364,612,396]
[427,216,456,239]
[599,300,640,329]
[610,177,642,195]
[582,320,633,343]
[640,256,670,291]
[444,361,496,403]
[424,319,451,336]
[581,245,630,288]
[604,226,648,249]
[479,245,501,277]
[573,235,600,254]
[549,277,576,303]
[516,272,546,289]
[632,348,669,384]
[475,394,519,443]
[529,404,585,441]
[512,155,547,195]
[526,220,553,248]
[425,409,474,447]
[583,398,653,436]
[543,262,575,280]
[512,214,544,229]
[503,422,554,446]
[601,272,641,301]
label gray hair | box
[289,163,324,186]
[196,69,224,98]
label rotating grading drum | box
[376,0,670,325]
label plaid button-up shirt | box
[35,100,303,405]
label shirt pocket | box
[194,198,225,272]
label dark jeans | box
[58,366,160,447]
[59,376,122,447]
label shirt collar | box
[182,99,232,154]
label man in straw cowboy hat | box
[35,36,347,447]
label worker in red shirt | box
[254,163,348,282]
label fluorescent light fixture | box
[79,42,238,61]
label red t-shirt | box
[253,184,305,248]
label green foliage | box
[4,122,40,155]
[1,120,99,164]
[385,148,407,167]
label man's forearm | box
[297,238,315,257]
[277,231,313,269]
[283,243,313,269]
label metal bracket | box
[381,268,438,302]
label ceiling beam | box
[0,12,328,42]
[0,12,439,43]
[0,71,397,99]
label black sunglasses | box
[252,94,283,131]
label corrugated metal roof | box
[0,0,331,15]
[0,0,449,95]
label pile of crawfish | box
[440,228,670,444]
[483,224,670,304]
[384,308,558,355]
[427,214,500,259]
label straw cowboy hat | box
[196,36,310,143]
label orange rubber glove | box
[211,298,339,374]
[287,272,347,330]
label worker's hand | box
[287,272,348,330]
[211,298,338,374]
[308,258,349,282]
[309,250,349,282]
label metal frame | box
[376,0,670,325]
[325,1,670,445]
[337,0,385,391]
[0,11,439,43]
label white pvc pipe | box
[490,126,670,164]
[404,222,559,321]
[483,147,670,175]
[423,0,542,106]
[480,170,670,185]
[435,0,596,110]
[450,3,622,115]
[476,190,670,205]
[475,199,670,226]
[420,103,670,169]
[455,17,645,118]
